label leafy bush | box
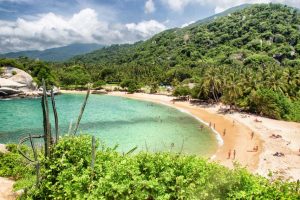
[289,100,300,122]
[173,85,191,97]
[149,82,159,94]
[0,58,24,70]
[0,144,34,180]
[60,65,91,86]
[248,88,292,120]
[22,135,299,199]
[120,79,141,93]
[93,80,106,89]
[244,54,277,67]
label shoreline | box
[106,92,262,173]
[57,90,300,180]
[107,91,300,181]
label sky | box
[0,0,299,53]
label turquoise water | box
[0,94,218,156]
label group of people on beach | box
[228,149,236,159]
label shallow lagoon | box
[0,94,218,156]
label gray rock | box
[1,67,36,91]
[0,87,23,95]
[0,78,26,88]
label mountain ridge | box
[71,3,300,70]
[0,43,104,62]
[188,4,253,27]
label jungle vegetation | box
[0,135,299,199]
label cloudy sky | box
[0,0,299,53]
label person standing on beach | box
[233,150,236,160]
[223,129,226,136]
[251,132,254,140]
[228,149,231,159]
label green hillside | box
[72,3,300,70]
[189,4,252,26]
[69,3,300,121]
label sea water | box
[0,94,218,156]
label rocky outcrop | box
[0,67,41,98]
[0,67,60,98]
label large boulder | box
[0,67,38,97]
[0,87,23,96]
[0,78,26,88]
[1,67,36,91]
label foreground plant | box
[17,135,299,199]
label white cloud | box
[0,8,166,53]
[161,0,194,11]
[180,20,195,28]
[0,0,32,3]
[126,20,166,38]
[145,0,156,13]
[161,0,300,13]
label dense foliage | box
[16,135,298,199]
[69,3,300,121]
[0,144,35,190]
[0,57,57,86]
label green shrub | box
[149,82,159,94]
[248,88,292,120]
[22,135,299,199]
[244,54,277,67]
[120,79,140,93]
[93,80,106,89]
[289,100,300,122]
[0,144,34,180]
[173,85,191,97]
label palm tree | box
[200,67,222,102]
[222,72,243,108]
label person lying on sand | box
[270,134,282,139]
[254,118,262,122]
[273,152,285,157]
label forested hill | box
[0,43,104,62]
[68,4,300,121]
[189,4,252,27]
[71,3,300,69]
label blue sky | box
[0,0,299,53]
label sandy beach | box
[6,90,299,181]
[102,91,300,181]
[60,90,300,180]
[1,90,299,199]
